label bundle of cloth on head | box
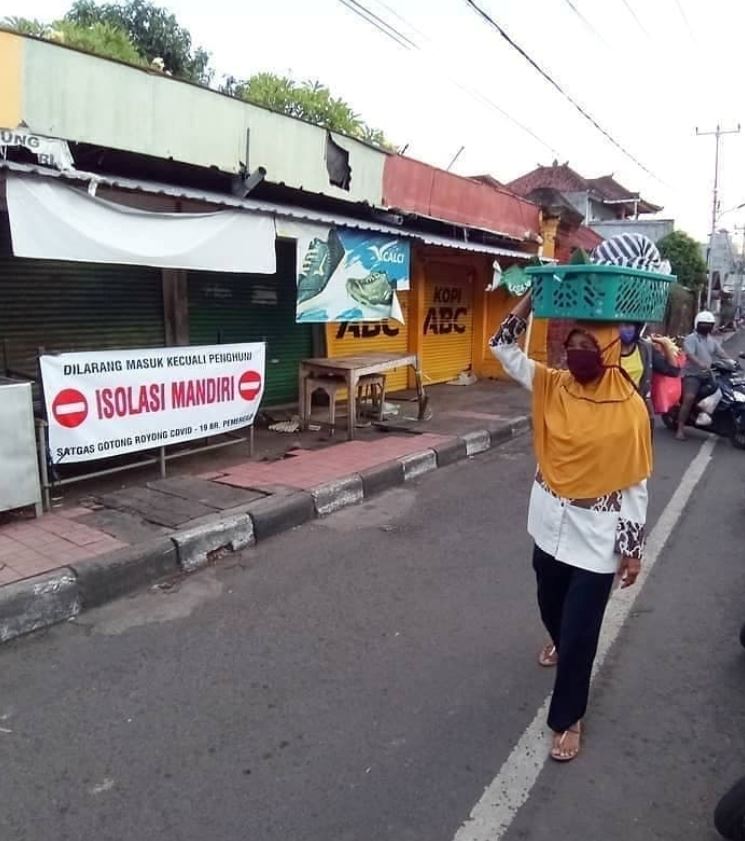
[591,233,672,275]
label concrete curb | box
[432,437,468,467]
[462,429,491,456]
[359,461,405,496]
[312,475,364,516]
[0,414,530,645]
[246,492,316,541]
[171,513,255,572]
[400,449,437,480]
[0,569,80,643]
[72,538,178,609]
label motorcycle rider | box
[676,311,734,440]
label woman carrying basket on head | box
[489,234,658,762]
[490,298,652,761]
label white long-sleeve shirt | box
[490,315,647,574]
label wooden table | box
[299,353,427,440]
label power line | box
[337,0,415,48]
[464,0,663,183]
[337,0,416,50]
[370,0,428,42]
[561,0,609,46]
[618,0,649,36]
[673,0,695,39]
[451,81,560,156]
[334,0,560,157]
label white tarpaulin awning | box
[6,174,277,273]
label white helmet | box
[695,311,716,326]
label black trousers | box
[532,545,615,732]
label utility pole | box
[696,123,741,310]
[735,225,745,321]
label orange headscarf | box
[532,322,653,498]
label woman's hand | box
[651,335,678,365]
[618,555,641,588]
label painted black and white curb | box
[0,416,530,645]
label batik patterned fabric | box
[489,313,526,346]
[615,518,645,560]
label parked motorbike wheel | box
[733,431,745,450]
[715,777,745,840]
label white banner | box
[7,175,277,274]
[40,343,265,464]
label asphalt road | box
[2,425,745,841]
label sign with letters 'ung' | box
[40,343,265,464]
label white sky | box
[8,0,745,241]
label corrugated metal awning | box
[0,161,537,262]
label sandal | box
[550,723,581,762]
[538,642,558,667]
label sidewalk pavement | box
[0,379,532,645]
[6,329,742,647]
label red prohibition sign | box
[52,388,89,428]
[237,370,262,401]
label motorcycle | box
[662,360,745,449]
[713,626,745,840]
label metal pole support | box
[37,421,51,512]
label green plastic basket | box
[525,264,675,322]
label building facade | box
[0,29,543,416]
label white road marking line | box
[453,436,717,841]
[55,402,86,415]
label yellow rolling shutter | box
[325,292,410,392]
[420,264,473,384]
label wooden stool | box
[304,375,346,433]
[357,373,386,421]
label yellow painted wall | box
[472,262,515,381]
[325,292,410,392]
[0,32,24,129]
[472,251,552,380]
[527,216,561,365]
[407,251,427,389]
[419,263,474,384]
[414,247,488,384]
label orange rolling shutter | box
[325,292,410,392]
[420,263,473,384]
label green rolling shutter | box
[188,241,310,406]
[0,223,164,379]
